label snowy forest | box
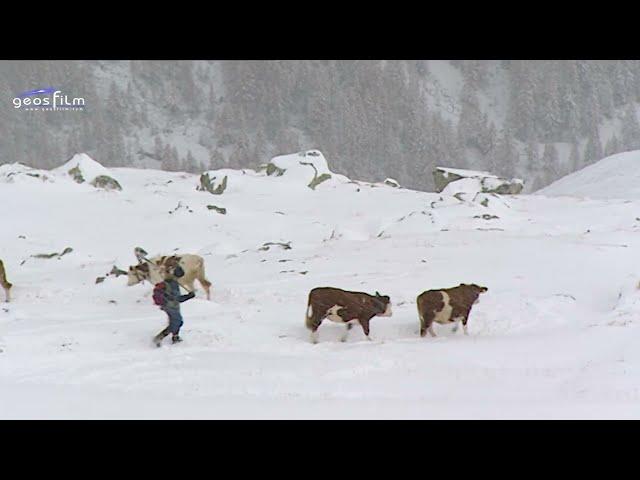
[2,60,640,191]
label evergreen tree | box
[621,104,640,151]
[541,143,559,185]
[604,135,621,157]
[569,142,581,171]
[584,128,604,165]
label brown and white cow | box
[127,254,212,300]
[305,287,392,343]
[417,283,487,337]
[0,259,12,302]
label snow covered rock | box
[260,150,333,190]
[54,154,122,191]
[0,163,53,184]
[434,167,524,195]
[384,178,400,188]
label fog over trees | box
[2,60,640,191]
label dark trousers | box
[165,308,184,335]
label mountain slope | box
[538,150,640,199]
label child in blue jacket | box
[154,265,195,347]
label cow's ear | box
[375,291,381,297]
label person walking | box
[153,265,195,347]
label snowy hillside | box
[538,150,640,199]
[3,153,640,418]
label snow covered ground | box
[2,151,640,419]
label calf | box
[417,284,487,337]
[0,259,12,302]
[305,287,392,343]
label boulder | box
[434,167,524,195]
[91,175,122,191]
[260,150,333,189]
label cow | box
[0,259,12,302]
[417,283,488,337]
[305,287,392,344]
[127,254,212,300]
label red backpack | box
[152,282,167,306]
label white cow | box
[127,253,212,300]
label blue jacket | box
[162,279,194,310]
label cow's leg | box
[462,316,469,336]
[452,317,464,334]
[359,317,372,341]
[198,275,212,301]
[306,303,323,344]
[0,280,11,303]
[421,312,435,338]
[202,280,212,300]
[341,322,353,342]
[310,325,321,344]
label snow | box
[538,150,640,199]
[3,159,640,419]
[441,177,484,196]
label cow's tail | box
[305,302,315,330]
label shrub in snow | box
[198,172,228,195]
[207,205,227,215]
[262,163,286,177]
[21,247,74,265]
[434,167,524,195]
[68,165,85,184]
[258,241,292,251]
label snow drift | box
[53,153,122,190]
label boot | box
[172,335,183,344]
[154,328,170,347]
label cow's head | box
[374,291,393,317]
[127,263,150,286]
[461,284,488,304]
